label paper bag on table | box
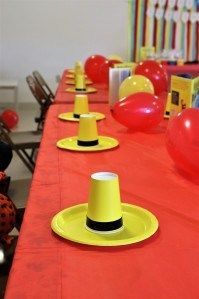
[109,68,131,108]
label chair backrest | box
[26,75,52,106]
[26,75,53,131]
[0,119,40,173]
[0,120,13,146]
[33,70,54,100]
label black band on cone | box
[86,217,123,232]
[75,88,86,91]
[73,113,80,118]
[77,139,99,146]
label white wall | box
[0,0,129,103]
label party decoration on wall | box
[0,109,19,129]
[84,55,107,83]
[166,108,199,177]
[112,92,164,131]
[128,0,199,62]
[119,75,154,98]
[135,60,168,95]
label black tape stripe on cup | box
[73,114,80,118]
[75,88,86,91]
[86,217,123,231]
[77,140,99,146]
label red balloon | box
[112,92,164,131]
[1,109,19,129]
[99,60,119,85]
[135,60,168,95]
[99,59,120,85]
[109,59,121,65]
[84,55,107,83]
[166,108,199,177]
[98,59,110,85]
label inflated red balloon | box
[166,108,199,177]
[1,109,19,129]
[112,92,164,131]
[98,59,110,85]
[84,55,107,83]
[99,59,121,85]
[135,60,168,95]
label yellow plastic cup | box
[119,75,154,99]
[177,59,184,66]
[86,172,123,234]
[75,74,86,91]
[77,114,98,145]
[73,95,89,118]
[75,61,83,75]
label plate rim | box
[56,135,119,152]
[58,112,105,121]
[51,203,159,246]
[65,87,97,94]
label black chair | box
[0,119,41,173]
[33,70,55,100]
[26,75,53,131]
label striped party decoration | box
[128,0,199,62]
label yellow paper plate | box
[57,136,119,152]
[58,112,105,122]
[65,79,93,85]
[66,74,88,79]
[51,203,159,246]
[66,74,75,79]
[65,87,97,94]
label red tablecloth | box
[54,70,108,104]
[5,101,199,299]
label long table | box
[5,73,199,299]
[54,70,108,104]
[166,64,199,77]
